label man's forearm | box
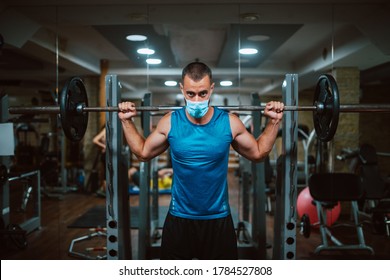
[121,119,146,159]
[257,120,281,157]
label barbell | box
[8,75,390,142]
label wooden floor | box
[1,170,389,260]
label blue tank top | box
[167,107,233,219]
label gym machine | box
[1,95,41,251]
[272,74,299,259]
[104,75,132,260]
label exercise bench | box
[357,144,390,236]
[308,173,374,255]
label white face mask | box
[185,99,209,118]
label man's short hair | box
[182,62,212,82]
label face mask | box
[185,99,209,118]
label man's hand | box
[264,101,284,124]
[118,102,137,121]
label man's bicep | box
[144,117,170,158]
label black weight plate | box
[59,77,89,141]
[313,74,340,142]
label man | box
[118,62,284,259]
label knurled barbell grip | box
[84,105,313,112]
[82,106,184,112]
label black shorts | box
[160,212,238,260]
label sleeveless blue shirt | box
[167,107,233,219]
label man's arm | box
[230,101,283,162]
[118,102,170,161]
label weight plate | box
[59,77,89,141]
[313,74,340,142]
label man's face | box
[180,75,214,102]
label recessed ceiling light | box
[126,34,147,41]
[137,48,155,55]
[220,81,233,86]
[146,58,162,65]
[239,48,258,55]
[165,81,177,86]
[240,13,260,22]
[248,35,270,42]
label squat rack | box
[103,74,299,259]
[272,74,299,259]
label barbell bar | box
[7,75,390,142]
[8,104,390,115]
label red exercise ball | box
[297,187,341,227]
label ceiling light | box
[137,48,155,55]
[240,13,260,22]
[165,81,177,86]
[126,34,147,41]
[146,58,162,65]
[239,48,258,55]
[220,81,233,86]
